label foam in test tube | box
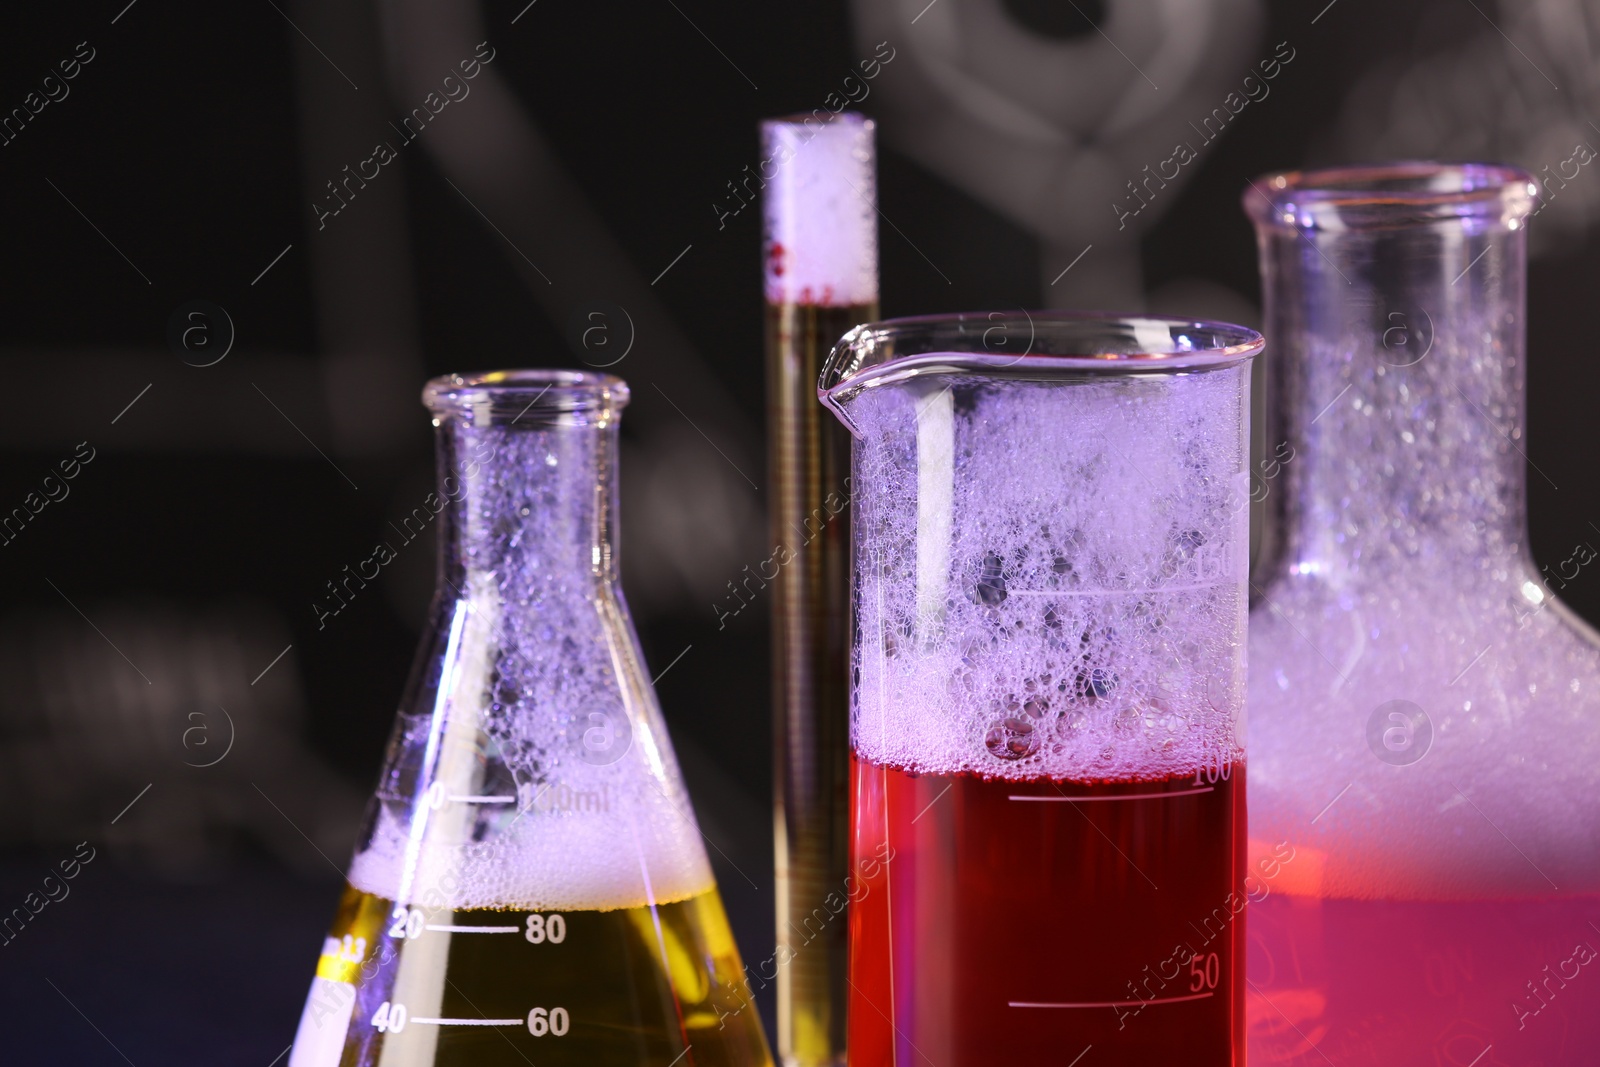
[763,112,878,307]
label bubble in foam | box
[847,364,1251,782]
[347,417,714,912]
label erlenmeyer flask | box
[285,371,773,1067]
[1243,165,1600,1064]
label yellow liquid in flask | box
[290,881,770,1067]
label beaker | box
[1243,165,1600,1064]
[285,371,773,1067]
[819,314,1262,1066]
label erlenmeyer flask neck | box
[1247,164,1540,583]
[424,373,627,595]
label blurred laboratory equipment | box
[850,0,1263,307]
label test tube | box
[761,111,878,1067]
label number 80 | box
[525,913,567,943]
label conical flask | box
[1243,165,1600,1064]
[286,371,773,1067]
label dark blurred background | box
[3,0,1600,1062]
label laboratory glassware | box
[286,371,774,1067]
[820,313,1261,1066]
[762,110,878,1067]
[1243,163,1600,1064]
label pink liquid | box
[1247,894,1600,1065]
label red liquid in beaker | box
[848,752,1246,1066]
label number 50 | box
[1189,952,1220,992]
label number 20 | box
[389,907,425,940]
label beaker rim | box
[819,310,1262,408]
[423,369,630,422]
[1242,161,1539,232]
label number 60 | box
[528,1006,569,1036]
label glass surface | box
[821,313,1260,1066]
[285,371,773,1067]
[766,300,871,1067]
[1244,164,1600,1065]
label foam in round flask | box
[284,372,773,1067]
[820,314,1262,1066]
[1243,164,1600,1064]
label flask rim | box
[423,369,630,422]
[820,310,1260,409]
[1242,161,1539,233]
